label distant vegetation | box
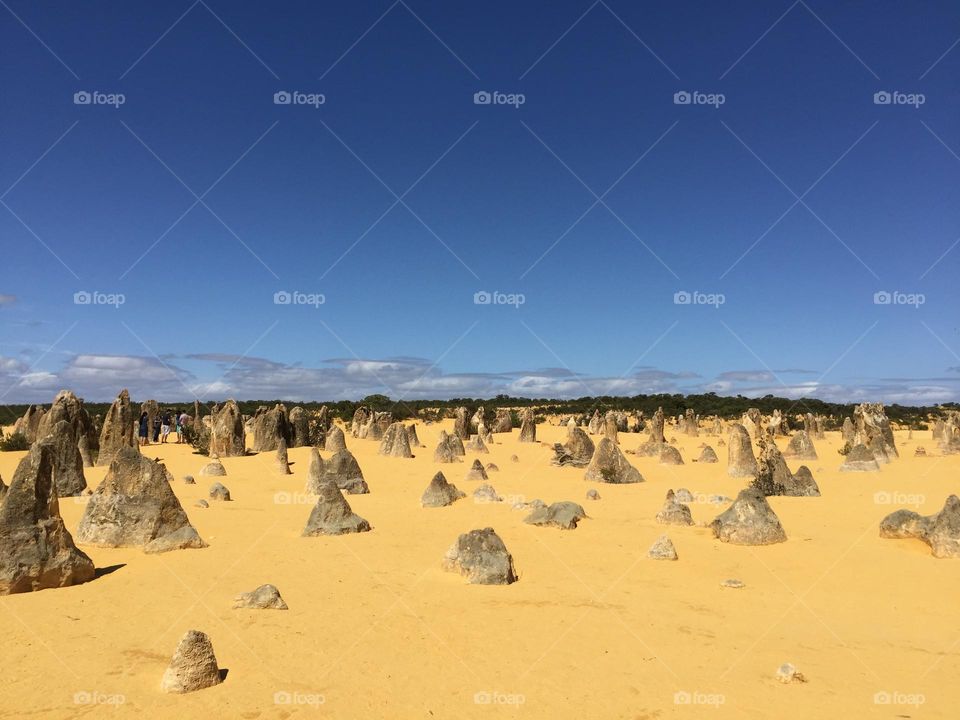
[2,392,954,430]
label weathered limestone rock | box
[0,443,95,594]
[434,431,464,463]
[251,403,291,452]
[727,423,758,478]
[160,630,222,694]
[288,407,310,447]
[302,480,370,535]
[465,459,488,482]
[306,448,368,495]
[421,472,466,508]
[584,438,644,484]
[840,443,880,472]
[97,389,137,466]
[37,420,87,496]
[442,528,517,585]
[550,426,596,467]
[710,488,787,545]
[406,424,422,448]
[208,400,245,458]
[492,408,513,433]
[648,534,678,560]
[524,501,587,530]
[473,484,502,503]
[232,584,288,610]
[325,425,346,453]
[465,434,489,454]
[879,495,960,558]
[379,422,413,458]
[199,459,226,477]
[656,489,694,526]
[518,409,536,443]
[636,407,667,456]
[274,438,292,475]
[454,407,470,440]
[697,446,718,463]
[209,483,231,501]
[752,436,820,497]
[659,445,684,466]
[784,431,818,460]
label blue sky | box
[1,0,958,404]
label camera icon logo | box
[873,290,891,305]
[273,91,292,105]
[673,91,691,105]
[73,91,92,105]
[274,290,292,305]
[473,91,492,105]
[474,290,492,305]
[873,91,891,105]
[673,290,691,305]
[73,290,92,305]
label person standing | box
[160,411,172,443]
[153,413,162,443]
[138,412,149,446]
[177,409,189,443]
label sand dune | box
[0,420,957,718]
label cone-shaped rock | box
[160,630,222,694]
[465,459,488,482]
[637,407,667,456]
[727,424,758,478]
[454,407,470,440]
[251,403,291,452]
[421,472,466,508]
[551,427,595,467]
[584,438,644,484]
[14,404,46,443]
[697,446,718,463]
[379,422,413,458]
[0,443,95,594]
[710,488,787,545]
[659,445,684,465]
[442,528,517,585]
[302,480,370,536]
[37,420,87,496]
[879,495,960,558]
[209,483,230,501]
[656,490,694,526]
[199,459,226,477]
[784,431,818,460]
[433,431,463,463]
[492,408,513,433]
[465,434,489,453]
[76,448,205,552]
[288,407,310,447]
[325,425,346,453]
[309,448,368,495]
[840,443,880,472]
[274,438,292,475]
[232,584,288,610]
[406,424,422,448]
[305,447,323,493]
[523,501,586,530]
[603,411,619,444]
[208,400,245,457]
[97,389,137,466]
[752,437,820,497]
[648,534,678,560]
[473,484,502,503]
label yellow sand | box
[0,421,957,718]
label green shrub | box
[0,432,30,451]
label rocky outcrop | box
[659,445,684,465]
[524,501,587,530]
[727,423,757,478]
[302,480,371,536]
[97,389,137,466]
[0,443,95,594]
[518,409,536,443]
[752,436,820,497]
[840,444,880,472]
[710,488,787,545]
[76,448,205,552]
[656,489,693,526]
[379,422,414,458]
[421,472,466,508]
[636,407,667,456]
[406,424,422,448]
[465,459,488,482]
[326,425,346,453]
[550,427,595,468]
[233,584,288,610]
[160,630,222,694]
[306,448,368,495]
[36,420,87,497]
[442,528,517,585]
[491,408,513,433]
[697,446,718,463]
[434,430,464,463]
[208,400,245,457]
[648,534,678,560]
[584,438,643,484]
[251,404,291,452]
[784,431,818,460]
[287,407,310,447]
[454,407,470,440]
[879,495,960,558]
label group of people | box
[138,409,191,445]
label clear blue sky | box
[1,0,958,404]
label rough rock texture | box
[584,438,644,484]
[465,434,489,454]
[302,480,370,536]
[307,449,368,495]
[784,431,818,460]
[379,422,414,458]
[854,402,898,459]
[232,584,288,610]
[421,472,466,508]
[841,417,855,443]
[648,534,678,560]
[659,445,684,466]
[752,437,820,497]
[683,408,699,437]
[406,424,422,448]
[587,410,602,435]
[0,443,95,594]
[251,403,291,452]
[76,448,205,552]
[433,431,464,463]
[523,501,587,530]
[454,407,470,440]
[585,488,600,501]
[710,488,787,545]
[727,424,758,478]
[288,407,310,448]
[603,411,619,444]
[208,400,245,457]
[656,490,694,526]
[14,404,46,443]
[326,425,346,453]
[442,528,517,585]
[37,420,87,496]
[36,390,97,454]
[274,438,292,475]
[465,459,489,482]
[209,483,231,501]
[518,409,536,443]
[485,463,499,472]
[776,663,806,684]
[636,407,667,456]
[473,484,502,503]
[350,406,370,438]
[551,427,595,467]
[879,495,960,558]
[160,630,222,694]
[697,446,718,463]
[199,460,226,477]
[492,409,513,433]
[97,389,137,466]
[840,444,880,472]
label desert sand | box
[0,420,957,718]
